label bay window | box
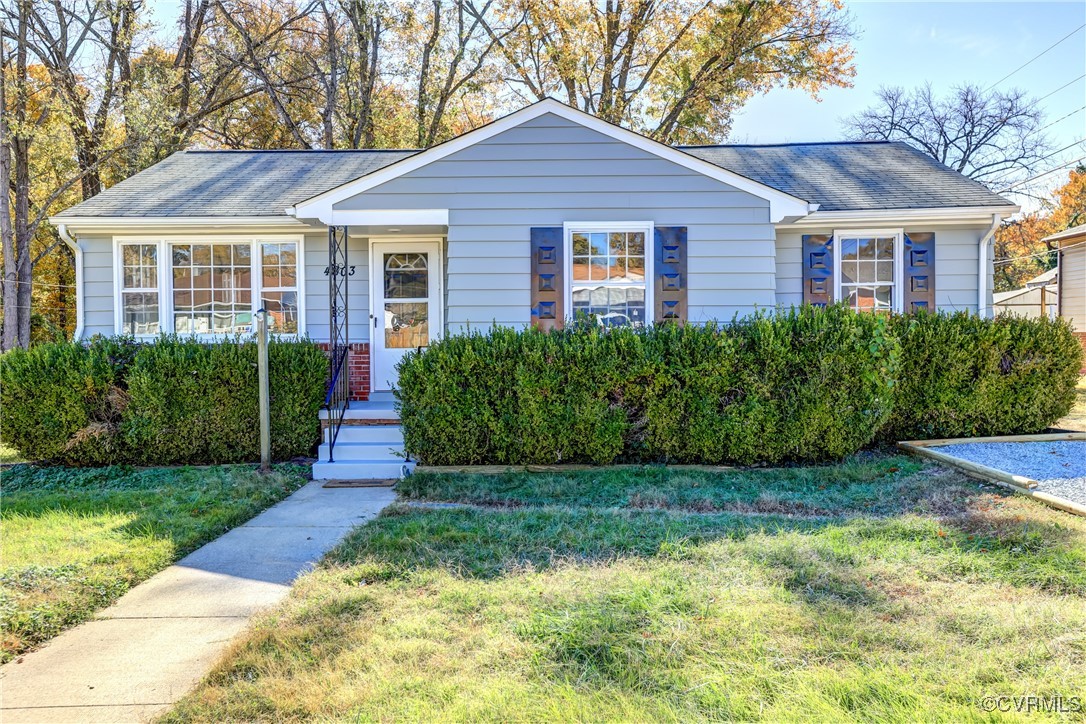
[566,222,653,327]
[115,236,302,337]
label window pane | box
[384,253,428,298]
[589,257,608,280]
[857,261,876,283]
[609,232,626,256]
[572,256,590,281]
[572,233,589,256]
[876,237,894,259]
[384,301,428,349]
[571,285,646,327]
[122,244,157,289]
[261,291,298,334]
[857,238,876,260]
[589,233,607,256]
[840,261,857,284]
[172,242,259,335]
[877,260,893,282]
[841,238,858,261]
[122,292,159,335]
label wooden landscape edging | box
[897,432,1086,517]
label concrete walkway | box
[0,482,396,723]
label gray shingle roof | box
[681,141,1013,211]
[56,140,1013,218]
[56,149,417,217]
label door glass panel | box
[384,253,428,298]
[384,301,429,349]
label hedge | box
[397,307,1082,466]
[0,336,327,466]
[882,312,1082,441]
[398,305,901,466]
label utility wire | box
[1031,74,1085,106]
[985,24,1085,91]
[985,138,1086,188]
[998,156,1086,193]
[1037,105,1085,134]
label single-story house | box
[1047,223,1086,356]
[51,99,1019,478]
[993,267,1058,319]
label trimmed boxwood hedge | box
[0,336,326,466]
[397,307,1082,466]
[398,305,901,466]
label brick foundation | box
[316,342,371,401]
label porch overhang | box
[287,207,449,235]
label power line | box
[998,156,1086,193]
[985,24,1086,91]
[986,138,1086,188]
[993,248,1059,266]
[1037,106,1085,134]
[1032,74,1085,106]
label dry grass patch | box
[168,458,1086,722]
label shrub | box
[883,311,1082,441]
[397,306,900,466]
[0,337,136,466]
[0,336,326,465]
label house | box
[1046,223,1086,355]
[50,99,1019,479]
[993,267,1058,319]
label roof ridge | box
[679,140,895,149]
[182,148,422,154]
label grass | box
[167,456,1086,722]
[0,463,309,662]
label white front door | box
[370,240,442,391]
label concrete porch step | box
[312,460,414,480]
[317,441,403,463]
[320,400,399,421]
[325,424,403,445]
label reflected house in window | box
[570,229,648,327]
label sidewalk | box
[0,481,396,723]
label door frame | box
[368,237,444,391]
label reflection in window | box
[172,243,253,334]
[570,230,647,326]
[384,302,428,349]
[260,242,299,333]
[839,236,895,314]
[120,243,160,335]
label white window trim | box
[832,228,904,313]
[563,221,655,326]
[113,235,306,339]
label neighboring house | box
[1047,223,1086,355]
[50,100,1018,477]
[994,267,1058,319]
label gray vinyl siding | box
[336,111,774,331]
[303,232,369,343]
[774,224,989,313]
[81,235,115,336]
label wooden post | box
[256,309,271,473]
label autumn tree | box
[843,83,1052,185]
[994,166,1086,291]
[467,0,855,143]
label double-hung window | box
[566,222,653,327]
[116,236,303,337]
[835,230,902,314]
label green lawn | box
[167,456,1086,722]
[0,463,309,662]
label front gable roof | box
[289,99,813,224]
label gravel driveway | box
[937,441,1085,506]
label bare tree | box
[843,84,1052,185]
[338,0,383,148]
